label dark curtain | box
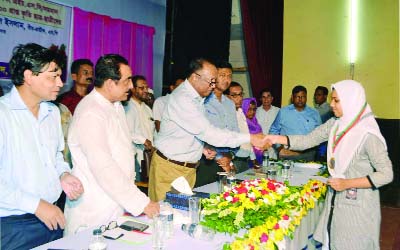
[240,0,284,106]
[163,0,232,94]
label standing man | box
[58,59,93,114]
[0,43,83,249]
[195,61,239,187]
[314,86,333,123]
[226,82,257,172]
[256,88,280,134]
[149,58,269,201]
[124,75,155,181]
[64,54,159,235]
[269,85,321,160]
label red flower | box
[260,233,269,243]
[236,186,248,194]
[267,182,276,191]
[232,197,239,203]
[249,244,254,250]
[274,223,280,229]
[250,197,255,202]
[260,189,269,195]
[223,192,230,199]
[282,215,289,220]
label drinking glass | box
[188,197,201,224]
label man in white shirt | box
[256,88,280,134]
[149,58,270,201]
[124,75,155,181]
[152,78,184,132]
[225,81,257,172]
[64,54,159,235]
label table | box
[34,167,325,250]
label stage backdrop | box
[0,0,72,93]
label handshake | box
[250,134,286,150]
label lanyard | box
[331,102,367,153]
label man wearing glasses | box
[64,54,159,236]
[195,61,239,187]
[148,58,270,201]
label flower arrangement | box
[200,178,327,250]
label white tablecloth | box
[34,167,324,250]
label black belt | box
[156,150,199,169]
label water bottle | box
[160,201,174,238]
[88,229,107,250]
[262,152,269,174]
[181,224,215,241]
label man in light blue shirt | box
[0,43,83,250]
[195,61,239,187]
[269,85,321,161]
[149,58,269,201]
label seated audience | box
[256,88,280,134]
[0,43,83,250]
[314,85,334,123]
[242,98,264,165]
[57,59,93,114]
[64,54,159,236]
[269,85,321,161]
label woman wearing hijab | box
[242,98,264,165]
[266,80,393,250]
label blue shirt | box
[0,87,70,216]
[269,104,322,135]
[155,80,249,162]
[204,92,239,156]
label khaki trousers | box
[148,152,196,202]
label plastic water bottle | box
[160,201,174,238]
[262,152,269,174]
[181,224,215,241]
[88,229,107,250]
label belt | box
[156,150,199,169]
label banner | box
[0,0,72,92]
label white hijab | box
[326,80,386,178]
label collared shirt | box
[269,104,322,135]
[0,86,70,217]
[155,80,250,162]
[204,92,239,155]
[152,94,169,122]
[65,89,149,235]
[235,108,255,159]
[125,98,155,145]
[58,87,85,114]
[314,102,334,123]
[256,105,280,134]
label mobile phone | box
[119,221,149,232]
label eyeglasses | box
[99,221,118,233]
[194,73,217,87]
[229,92,244,98]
